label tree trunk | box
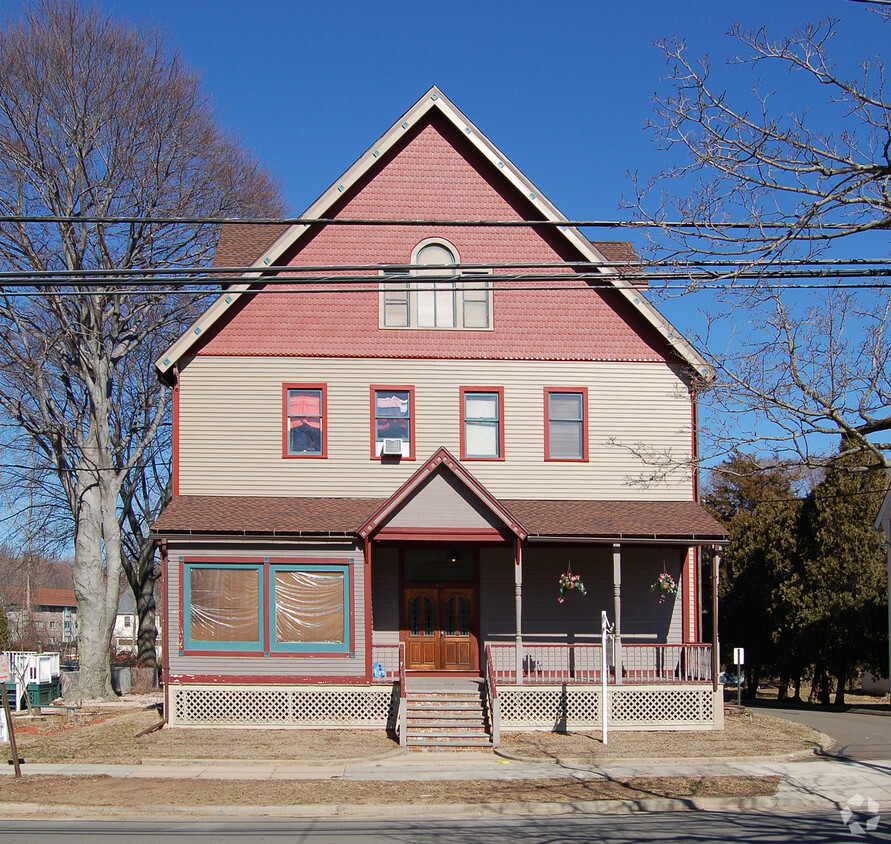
[834,675,846,706]
[792,677,802,703]
[819,671,831,705]
[135,566,158,666]
[71,483,117,700]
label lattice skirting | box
[170,684,399,729]
[499,684,721,731]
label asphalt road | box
[0,811,887,843]
[747,701,891,760]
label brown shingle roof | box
[153,495,726,542]
[503,499,727,541]
[152,495,382,535]
[34,587,76,608]
[212,223,642,274]
[212,223,290,268]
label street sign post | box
[733,647,745,706]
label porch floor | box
[403,675,484,693]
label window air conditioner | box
[381,438,404,456]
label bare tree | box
[0,1,285,698]
[629,8,891,470]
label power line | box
[2,256,891,282]
[3,280,891,299]
[0,214,887,230]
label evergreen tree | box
[795,447,887,705]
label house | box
[112,591,137,655]
[5,587,77,651]
[152,87,728,742]
[112,590,163,659]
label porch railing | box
[371,644,401,681]
[483,644,500,747]
[397,642,407,747]
[372,641,712,685]
[490,642,712,684]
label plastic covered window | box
[187,567,261,647]
[273,569,347,649]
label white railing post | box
[601,611,612,745]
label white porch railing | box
[371,645,401,681]
[4,651,60,685]
[372,642,712,684]
[490,642,712,684]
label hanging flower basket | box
[651,572,678,604]
[558,570,587,604]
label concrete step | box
[402,687,492,751]
[408,736,493,750]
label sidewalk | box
[2,752,890,818]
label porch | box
[380,640,721,745]
[372,641,714,685]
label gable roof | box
[357,447,527,541]
[155,86,711,382]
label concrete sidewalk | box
[2,752,890,816]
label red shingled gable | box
[194,114,673,363]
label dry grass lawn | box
[0,774,781,809]
[500,711,823,761]
[6,701,823,766]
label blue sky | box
[4,0,885,474]
[36,0,886,224]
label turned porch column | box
[515,538,523,683]
[612,542,622,685]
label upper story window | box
[545,388,588,461]
[371,386,415,460]
[283,384,327,458]
[461,387,504,460]
[381,240,492,330]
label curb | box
[0,793,832,821]
[139,747,408,767]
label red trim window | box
[283,384,327,458]
[370,386,415,460]
[544,388,588,461]
[460,387,504,460]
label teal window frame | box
[269,563,351,654]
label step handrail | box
[397,641,407,748]
[484,644,500,747]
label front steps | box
[404,687,492,751]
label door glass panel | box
[458,595,470,636]
[409,594,434,636]
[444,596,455,636]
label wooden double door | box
[404,586,477,671]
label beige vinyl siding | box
[178,356,694,501]
[166,541,367,678]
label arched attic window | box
[380,239,492,330]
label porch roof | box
[506,499,727,542]
[152,495,727,543]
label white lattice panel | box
[499,684,717,730]
[499,688,601,727]
[609,687,713,726]
[171,684,397,728]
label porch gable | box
[358,447,527,542]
